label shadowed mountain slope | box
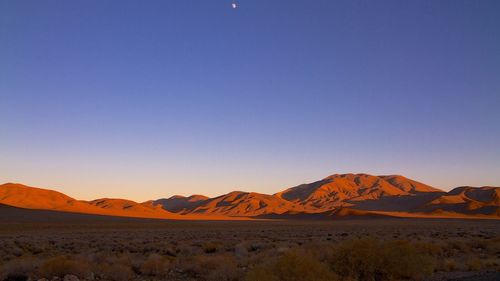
[0,203,172,223]
[153,195,209,213]
[88,198,172,216]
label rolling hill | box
[0,183,176,218]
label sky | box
[1,0,499,201]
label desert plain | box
[0,205,499,281]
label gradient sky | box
[1,0,499,201]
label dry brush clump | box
[39,256,91,279]
[0,258,38,281]
[326,238,435,281]
[244,239,436,281]
[201,241,219,254]
[177,253,241,281]
[139,253,172,277]
[245,249,338,281]
[97,263,135,281]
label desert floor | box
[0,212,498,281]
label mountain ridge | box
[1,174,499,220]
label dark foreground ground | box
[0,207,498,281]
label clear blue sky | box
[1,0,499,201]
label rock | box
[63,275,79,281]
[277,247,289,254]
[85,272,95,280]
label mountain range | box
[1,173,499,220]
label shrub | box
[439,258,458,272]
[466,257,483,271]
[188,254,241,281]
[202,242,219,254]
[482,258,500,269]
[206,258,240,281]
[99,263,135,281]
[327,238,381,281]
[0,258,37,281]
[448,240,470,254]
[381,240,435,280]
[415,241,443,256]
[139,253,171,277]
[326,238,435,281]
[483,237,500,256]
[39,256,89,278]
[245,249,338,281]
[234,243,248,258]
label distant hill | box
[421,186,500,216]
[0,183,176,219]
[1,174,499,220]
[177,191,305,216]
